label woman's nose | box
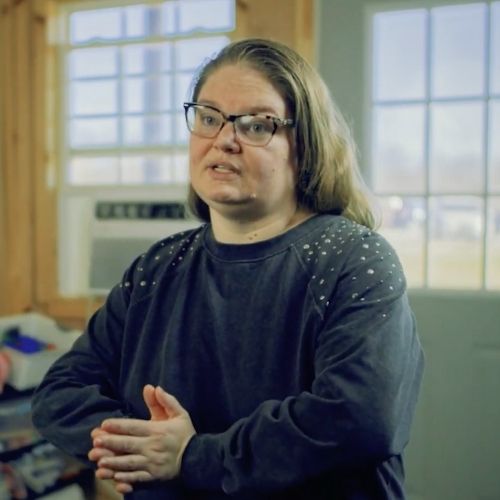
[213,121,241,152]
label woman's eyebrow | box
[196,100,280,115]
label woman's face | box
[188,64,298,222]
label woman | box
[32,38,424,499]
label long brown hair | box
[187,38,376,229]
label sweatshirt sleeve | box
[180,233,424,494]
[31,269,134,465]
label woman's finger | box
[143,384,171,420]
[98,454,147,471]
[155,387,185,417]
[115,481,134,494]
[88,446,115,462]
[113,470,153,483]
[95,467,115,480]
[93,434,143,454]
[100,418,151,437]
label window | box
[370,2,500,290]
[56,0,235,297]
[62,0,234,186]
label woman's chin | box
[203,189,257,207]
[207,196,264,219]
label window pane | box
[125,5,146,37]
[430,102,484,193]
[373,10,426,101]
[178,0,235,33]
[70,8,122,44]
[379,196,426,287]
[175,112,190,144]
[123,115,172,145]
[123,78,144,114]
[162,1,176,35]
[69,48,118,79]
[123,44,172,75]
[70,81,117,116]
[490,99,500,191]
[431,4,486,97]
[486,197,500,289]
[64,1,233,190]
[124,5,162,38]
[121,155,173,184]
[491,2,500,94]
[372,105,425,194]
[120,154,188,184]
[71,118,118,147]
[175,72,195,104]
[429,196,483,289]
[123,77,172,113]
[172,151,189,183]
[68,157,119,185]
[175,37,229,71]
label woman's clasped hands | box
[88,385,196,494]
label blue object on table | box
[2,328,47,354]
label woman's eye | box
[201,114,216,126]
[250,123,265,133]
[247,120,270,135]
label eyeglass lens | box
[186,105,277,146]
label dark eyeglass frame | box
[183,102,295,146]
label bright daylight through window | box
[64,0,234,186]
[371,2,500,290]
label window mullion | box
[424,8,432,290]
[483,3,492,288]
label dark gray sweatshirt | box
[32,214,424,499]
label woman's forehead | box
[197,64,287,113]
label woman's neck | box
[209,206,315,244]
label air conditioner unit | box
[88,200,200,295]
[58,194,200,297]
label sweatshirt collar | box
[202,214,333,261]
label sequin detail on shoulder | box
[120,226,204,295]
[295,217,406,317]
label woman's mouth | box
[213,165,233,172]
[210,163,239,173]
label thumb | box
[143,384,171,420]
[155,386,186,417]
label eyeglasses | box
[183,102,294,147]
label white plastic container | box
[0,313,81,391]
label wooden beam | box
[32,0,58,307]
[13,0,35,311]
[0,0,10,315]
[46,296,104,330]
[295,0,315,64]
[234,0,315,62]
[0,0,35,314]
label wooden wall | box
[235,0,314,63]
[0,0,36,315]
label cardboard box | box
[0,313,81,391]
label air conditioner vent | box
[95,201,187,220]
